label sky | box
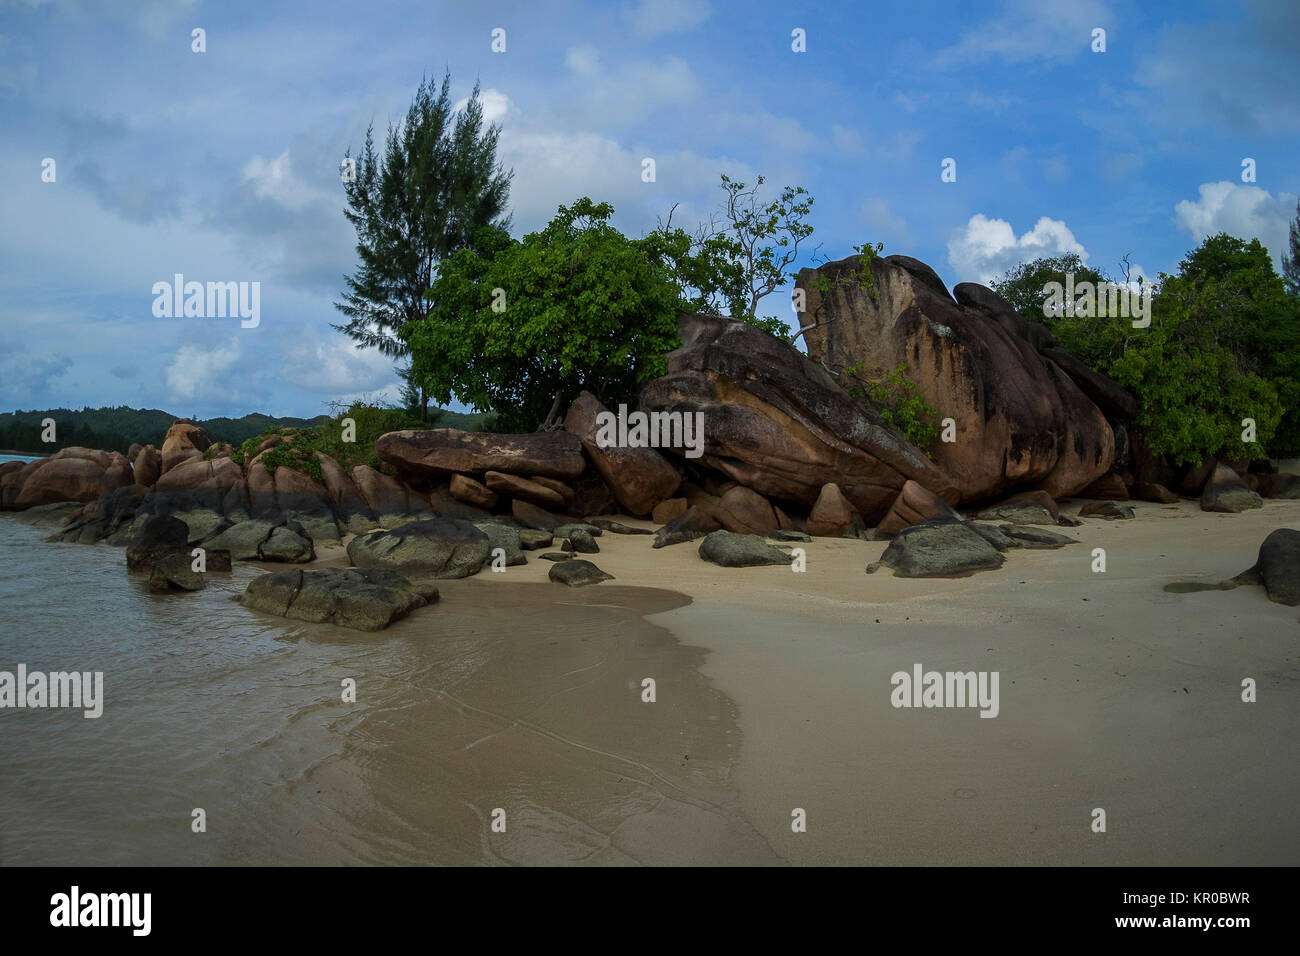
[1,0,1297,419]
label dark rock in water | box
[240,567,439,630]
[1232,529,1300,606]
[473,522,526,567]
[48,484,150,544]
[126,514,191,571]
[968,523,1019,552]
[698,530,794,567]
[653,505,723,548]
[539,552,572,562]
[347,517,490,579]
[554,522,602,538]
[147,553,206,592]
[517,528,554,551]
[999,525,1076,549]
[560,529,600,554]
[202,519,315,562]
[1080,501,1135,520]
[14,501,84,526]
[768,529,812,542]
[588,517,653,535]
[202,549,232,572]
[1200,463,1262,513]
[868,518,1004,577]
[548,559,614,587]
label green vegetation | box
[991,235,1300,463]
[334,72,512,421]
[228,402,428,480]
[406,198,685,432]
[841,362,942,453]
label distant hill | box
[0,405,493,455]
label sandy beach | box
[419,498,1300,865]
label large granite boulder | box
[160,420,212,475]
[347,517,491,579]
[133,445,162,487]
[797,254,1130,502]
[240,567,439,631]
[9,448,133,509]
[484,471,565,507]
[563,391,681,516]
[48,484,150,544]
[376,428,586,480]
[641,313,957,523]
[350,465,432,527]
[449,473,498,510]
[316,453,377,534]
[126,514,191,571]
[806,482,866,538]
[202,518,315,562]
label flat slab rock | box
[240,567,439,631]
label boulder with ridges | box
[376,428,586,480]
[160,421,212,475]
[240,567,439,630]
[12,452,133,509]
[316,453,377,534]
[548,560,614,587]
[350,465,431,527]
[798,255,1123,501]
[642,313,956,522]
[563,391,680,516]
[449,473,498,510]
[347,518,490,578]
[484,471,565,507]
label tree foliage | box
[405,198,684,432]
[334,73,512,418]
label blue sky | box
[1,0,1297,418]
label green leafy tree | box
[841,362,942,453]
[334,73,512,421]
[653,174,815,337]
[404,198,684,432]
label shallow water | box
[0,518,776,865]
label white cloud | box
[281,332,398,394]
[164,338,242,401]
[453,88,515,126]
[241,150,326,211]
[1174,181,1298,269]
[564,45,600,76]
[626,0,710,38]
[934,0,1114,68]
[947,214,1089,285]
